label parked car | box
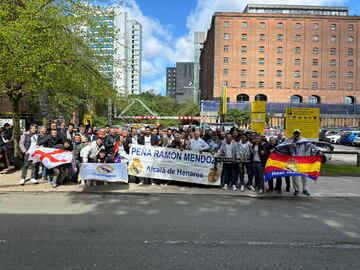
[340,131,360,145]
[311,141,334,151]
[352,135,360,147]
[326,131,345,144]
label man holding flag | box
[286,129,323,196]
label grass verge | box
[320,164,360,176]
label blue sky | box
[100,0,360,95]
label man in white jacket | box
[80,138,104,163]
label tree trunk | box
[11,97,22,169]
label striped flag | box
[30,147,73,169]
[265,153,322,181]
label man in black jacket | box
[37,129,63,148]
[104,128,118,158]
[138,126,159,146]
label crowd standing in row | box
[9,121,321,195]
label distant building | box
[166,67,176,98]
[200,4,359,105]
[194,32,206,103]
[92,8,142,95]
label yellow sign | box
[251,113,266,122]
[83,114,92,126]
[220,87,228,115]
[251,101,266,113]
[285,108,320,140]
[252,122,265,134]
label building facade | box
[92,8,142,95]
[194,32,206,103]
[200,4,360,105]
[166,67,176,98]
[175,62,195,104]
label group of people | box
[16,121,322,195]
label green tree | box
[0,0,116,168]
[225,109,250,126]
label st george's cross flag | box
[265,153,322,182]
[30,147,73,169]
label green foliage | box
[225,109,250,125]
[265,113,274,126]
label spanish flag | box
[265,153,322,181]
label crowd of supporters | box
[1,121,321,196]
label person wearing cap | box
[286,129,322,196]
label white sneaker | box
[151,182,156,186]
[259,189,264,194]
[232,185,237,191]
[19,179,25,185]
[30,178,39,184]
[240,185,244,191]
[164,183,168,187]
[223,184,228,190]
[138,182,143,186]
[249,185,255,191]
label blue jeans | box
[223,163,237,187]
[253,162,264,190]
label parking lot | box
[328,144,360,165]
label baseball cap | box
[293,129,301,134]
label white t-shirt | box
[131,136,138,145]
[144,136,151,146]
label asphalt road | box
[0,193,359,270]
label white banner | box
[128,145,221,186]
[79,163,128,183]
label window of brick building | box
[277,22,284,29]
[295,35,301,42]
[348,60,354,67]
[259,58,265,65]
[258,81,265,88]
[224,45,229,52]
[295,23,302,30]
[313,59,319,66]
[277,46,283,54]
[223,81,228,87]
[241,34,247,41]
[291,95,302,103]
[295,47,301,54]
[330,36,336,43]
[348,36,354,43]
[294,70,300,78]
[240,81,247,88]
[312,82,319,89]
[293,82,300,89]
[347,83,353,90]
[276,70,283,77]
[277,34,284,41]
[348,48,353,56]
[223,69,228,76]
[259,22,265,29]
[312,47,319,54]
[223,57,229,64]
[347,71,353,78]
[224,21,230,28]
[241,57,247,64]
[259,34,265,41]
[330,71,336,78]
[313,23,319,30]
[242,22,248,28]
[259,46,265,53]
[348,24,354,31]
[330,59,336,66]
[241,69,247,77]
[224,33,230,40]
[312,71,319,78]
[241,46,247,53]
[277,58,283,65]
[329,83,336,90]
[330,48,336,55]
[313,35,319,42]
[330,24,336,30]
[276,82,282,89]
[258,70,265,77]
[294,58,301,66]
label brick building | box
[200,4,360,105]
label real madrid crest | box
[285,158,298,172]
[129,157,142,175]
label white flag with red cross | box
[29,147,73,169]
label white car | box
[326,134,341,144]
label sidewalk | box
[0,170,359,197]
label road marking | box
[144,240,360,250]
